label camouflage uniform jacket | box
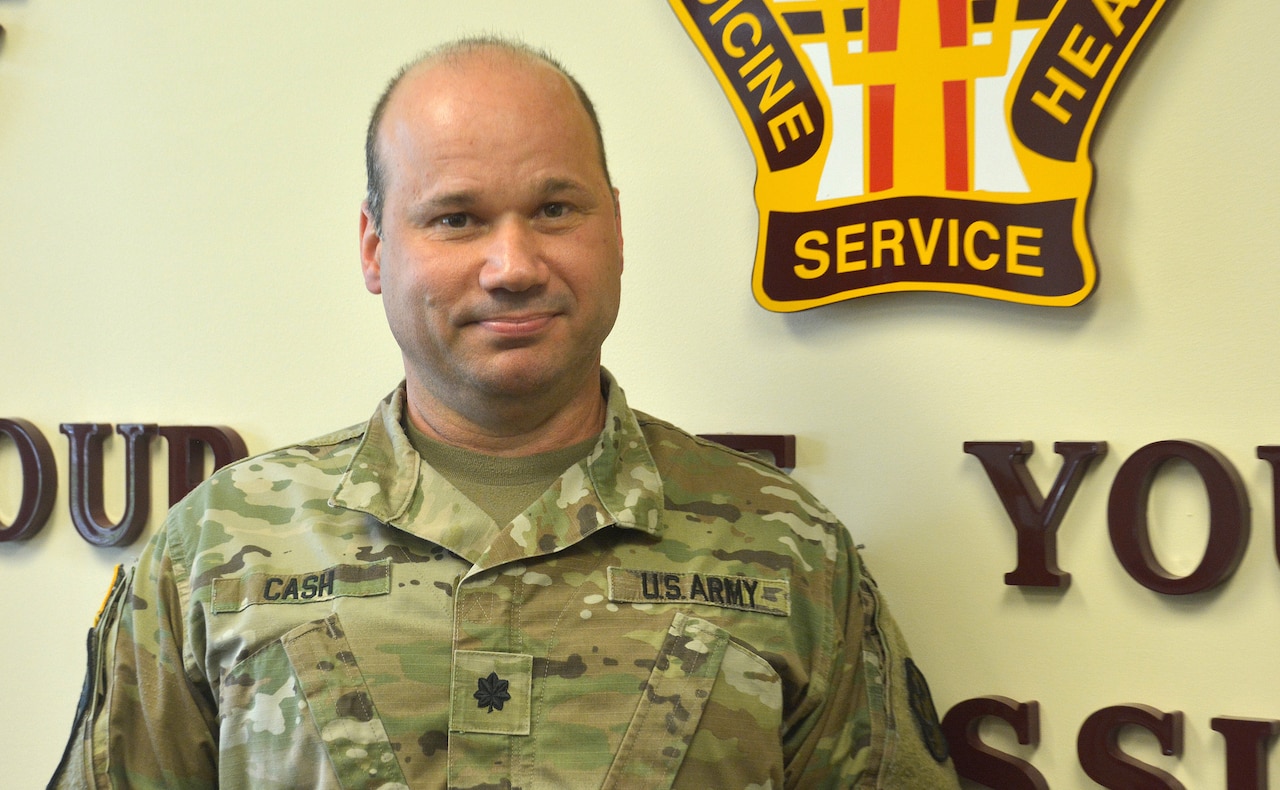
[51,375,960,790]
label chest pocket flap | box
[602,612,728,790]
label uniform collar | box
[329,371,666,545]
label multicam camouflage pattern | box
[50,374,960,789]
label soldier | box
[50,37,961,789]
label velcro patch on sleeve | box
[607,567,790,616]
[211,558,392,614]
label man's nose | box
[479,218,549,293]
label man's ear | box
[359,201,383,295]
[612,187,624,272]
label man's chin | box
[472,357,593,400]
[466,360,552,394]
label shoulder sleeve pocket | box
[48,564,132,790]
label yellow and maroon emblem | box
[669,0,1170,309]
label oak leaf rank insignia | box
[474,671,511,714]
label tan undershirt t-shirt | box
[404,417,599,530]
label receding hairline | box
[363,37,612,233]
[392,42,591,134]
[410,36,567,78]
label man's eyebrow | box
[406,180,596,219]
[538,178,593,199]
[416,191,478,211]
[404,191,478,223]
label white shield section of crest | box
[801,42,866,201]
[973,27,1036,193]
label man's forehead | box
[367,40,612,198]
[378,51,601,171]
[392,47,574,118]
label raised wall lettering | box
[1211,717,1280,790]
[1077,704,1184,790]
[1253,446,1280,569]
[0,421,248,546]
[941,696,1047,789]
[964,440,1106,588]
[1107,441,1248,595]
[0,419,57,541]
[945,698,1280,788]
[60,423,158,547]
[158,425,248,506]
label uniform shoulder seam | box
[634,410,786,473]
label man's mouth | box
[476,313,557,337]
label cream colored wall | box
[2,2,1277,787]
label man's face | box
[360,52,623,420]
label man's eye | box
[439,213,470,229]
[541,203,567,219]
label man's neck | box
[403,370,607,458]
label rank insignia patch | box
[669,0,1171,310]
[451,651,533,735]
[474,671,511,714]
